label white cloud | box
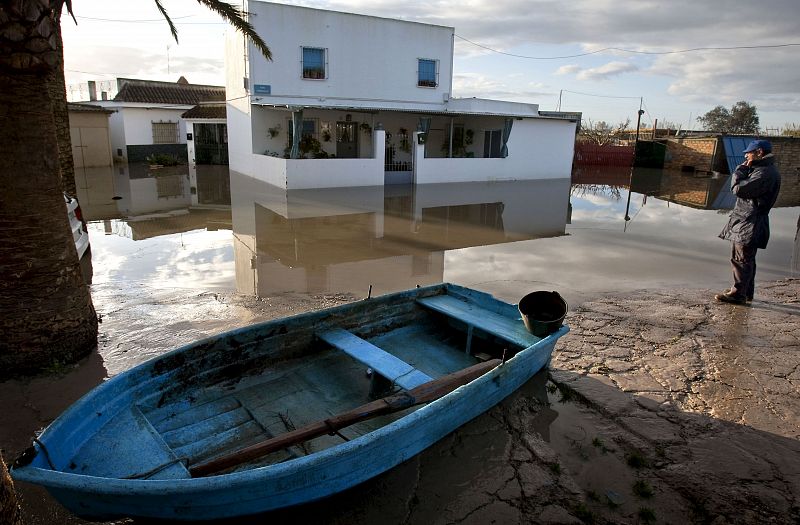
[453,72,554,100]
[576,61,639,81]
[60,0,800,126]
[555,65,581,76]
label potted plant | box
[360,122,372,135]
[268,125,281,138]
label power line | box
[74,15,226,26]
[561,89,641,100]
[76,14,196,23]
[455,35,800,59]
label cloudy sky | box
[62,0,800,131]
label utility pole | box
[625,99,646,230]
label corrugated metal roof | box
[722,136,757,174]
[113,78,225,105]
[252,102,573,119]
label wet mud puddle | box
[542,381,689,524]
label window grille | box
[418,59,437,88]
[302,47,326,79]
[152,122,179,144]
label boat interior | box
[56,288,540,480]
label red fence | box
[573,142,635,167]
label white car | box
[65,193,90,259]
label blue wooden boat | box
[11,283,568,521]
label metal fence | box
[573,142,634,167]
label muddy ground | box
[1,279,798,524]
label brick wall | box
[767,136,800,180]
[663,138,723,172]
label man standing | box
[716,139,781,304]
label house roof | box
[113,78,225,105]
[67,102,113,114]
[253,102,575,120]
[182,103,227,119]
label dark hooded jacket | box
[719,153,781,248]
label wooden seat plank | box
[317,328,433,390]
[417,295,539,348]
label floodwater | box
[77,163,800,309]
[11,162,797,523]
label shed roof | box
[113,78,225,105]
[182,103,227,119]
[67,102,113,114]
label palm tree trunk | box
[0,1,97,377]
[48,4,77,197]
[0,456,23,525]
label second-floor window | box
[302,47,326,79]
[418,58,437,88]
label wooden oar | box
[190,358,502,477]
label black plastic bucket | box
[518,291,568,337]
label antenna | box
[167,45,171,75]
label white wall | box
[226,28,255,175]
[245,1,453,107]
[248,128,386,189]
[106,108,127,160]
[121,107,189,145]
[414,118,576,183]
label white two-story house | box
[226,1,579,189]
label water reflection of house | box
[576,166,800,212]
[124,209,232,241]
[74,164,232,240]
[630,169,730,210]
[230,171,570,296]
[226,2,578,188]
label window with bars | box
[152,121,179,144]
[418,58,438,88]
[302,47,326,79]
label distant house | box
[183,102,228,166]
[67,103,113,169]
[71,77,225,163]
[225,1,579,189]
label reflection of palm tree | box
[0,2,271,373]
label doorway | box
[336,122,358,158]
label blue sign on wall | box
[253,84,271,95]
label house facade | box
[226,1,578,189]
[71,77,225,164]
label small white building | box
[227,1,579,189]
[71,77,225,164]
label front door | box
[336,122,358,158]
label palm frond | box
[196,0,272,61]
[154,0,180,44]
[64,0,77,24]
